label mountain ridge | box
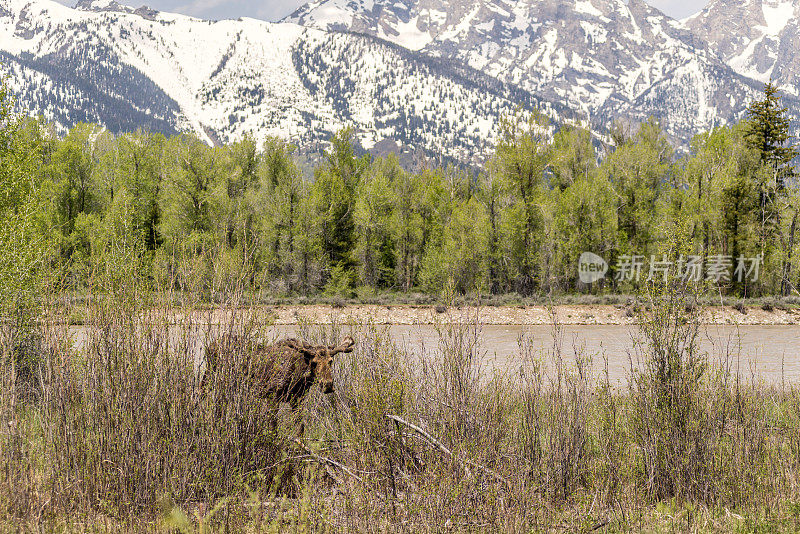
[286,0,797,144]
[1,0,798,162]
[684,0,800,96]
[1,0,564,164]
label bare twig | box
[584,519,610,533]
[385,414,511,488]
[292,438,367,488]
[386,415,452,456]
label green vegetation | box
[4,81,798,302]
[2,76,800,531]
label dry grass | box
[2,279,800,532]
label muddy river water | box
[270,324,800,385]
[70,324,800,385]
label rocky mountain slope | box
[1,0,798,162]
[0,0,560,163]
[288,0,793,143]
[684,0,800,96]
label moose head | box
[283,336,355,394]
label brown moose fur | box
[203,334,355,435]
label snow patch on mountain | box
[762,1,795,35]
[0,0,561,164]
[685,0,800,96]
[288,0,781,143]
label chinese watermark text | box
[578,254,762,283]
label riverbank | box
[259,303,800,325]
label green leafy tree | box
[311,128,370,294]
[294,191,321,294]
[680,125,763,291]
[721,174,760,295]
[91,130,167,258]
[778,182,800,295]
[156,134,224,294]
[682,127,735,277]
[382,166,450,292]
[548,124,604,290]
[493,110,551,294]
[221,135,259,250]
[476,164,508,294]
[0,76,49,391]
[355,155,399,289]
[602,118,671,264]
[554,171,618,290]
[159,134,220,246]
[40,124,105,263]
[550,125,596,191]
[419,196,490,294]
[253,137,305,292]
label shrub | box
[36,293,286,517]
[1,284,799,530]
[629,280,719,501]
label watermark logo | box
[578,252,609,284]
[577,253,763,283]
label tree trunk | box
[488,196,499,294]
[782,210,798,296]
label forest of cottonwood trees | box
[1,80,799,301]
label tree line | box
[2,79,799,300]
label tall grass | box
[2,279,800,531]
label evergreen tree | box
[743,82,800,294]
[745,81,798,189]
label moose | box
[203,334,355,436]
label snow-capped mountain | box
[0,0,561,164]
[287,0,790,143]
[1,0,798,162]
[684,0,800,96]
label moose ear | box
[331,336,355,356]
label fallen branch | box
[386,415,452,456]
[292,438,367,487]
[584,519,610,533]
[385,414,511,489]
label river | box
[69,323,800,385]
[269,324,800,385]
